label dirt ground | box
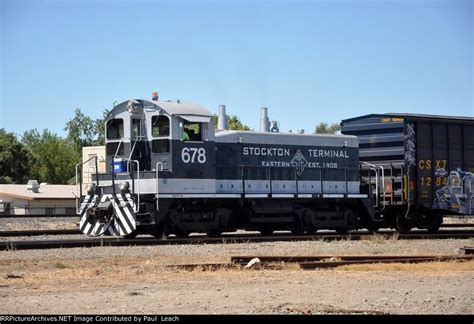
[0,238,473,314]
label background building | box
[0,181,76,216]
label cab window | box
[152,116,170,137]
[106,119,124,140]
[132,118,141,140]
[183,122,202,141]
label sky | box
[1,0,473,137]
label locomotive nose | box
[79,193,137,237]
[87,201,113,223]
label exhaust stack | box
[217,105,227,130]
[260,107,270,132]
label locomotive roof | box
[215,130,358,147]
[341,113,474,124]
[107,99,213,119]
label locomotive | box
[77,97,474,237]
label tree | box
[22,129,80,184]
[64,108,109,155]
[0,129,31,184]
[213,114,251,131]
[314,122,341,134]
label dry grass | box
[363,233,399,244]
[337,260,474,272]
[1,254,473,291]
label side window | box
[183,122,202,141]
[132,118,141,140]
[106,119,124,140]
[152,116,170,137]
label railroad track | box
[168,252,474,270]
[0,222,471,238]
[0,224,472,238]
[1,230,473,251]
[441,223,474,228]
[0,229,81,237]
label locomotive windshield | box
[151,115,170,154]
[131,118,141,140]
[152,115,170,137]
[106,118,124,140]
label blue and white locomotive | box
[78,97,374,238]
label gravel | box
[1,238,472,261]
[0,237,473,314]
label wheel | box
[396,214,412,233]
[335,208,355,234]
[335,228,349,234]
[425,215,443,233]
[259,227,274,236]
[174,230,189,238]
[124,231,138,239]
[207,230,222,237]
[291,228,305,235]
[366,220,380,233]
[151,224,168,240]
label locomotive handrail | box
[75,155,99,214]
[127,159,140,213]
[378,165,386,210]
[360,161,379,208]
[113,137,130,160]
[155,162,163,211]
[128,135,147,162]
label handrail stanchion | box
[155,162,163,212]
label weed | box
[53,262,70,269]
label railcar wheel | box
[396,214,412,234]
[207,230,223,237]
[366,220,379,233]
[425,215,443,233]
[335,228,349,234]
[259,226,274,236]
[174,230,189,238]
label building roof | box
[0,184,76,201]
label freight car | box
[341,113,474,232]
[76,98,473,238]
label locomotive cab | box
[103,99,215,174]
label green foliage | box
[64,108,109,155]
[213,114,251,131]
[22,129,80,184]
[314,122,341,134]
[0,129,31,184]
